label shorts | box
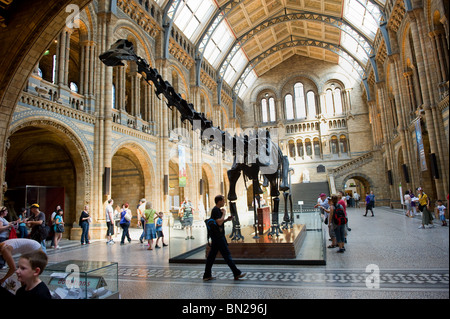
[440,215,446,222]
[156,230,164,238]
[182,216,193,227]
[106,222,114,236]
[145,223,156,240]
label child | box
[436,200,447,226]
[155,212,168,248]
[15,250,52,299]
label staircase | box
[278,181,329,212]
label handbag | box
[124,210,132,222]
[56,223,65,233]
[8,226,17,239]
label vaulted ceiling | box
[161,0,385,98]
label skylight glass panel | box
[238,69,257,98]
[340,32,369,64]
[343,0,380,40]
[203,20,235,68]
[338,57,360,80]
[223,48,248,85]
[173,0,216,42]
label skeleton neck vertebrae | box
[100,39,293,240]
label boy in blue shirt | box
[155,212,168,248]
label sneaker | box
[163,243,168,247]
[337,249,345,253]
[155,245,160,249]
[418,225,425,229]
[203,276,216,282]
[185,236,189,240]
[190,236,195,240]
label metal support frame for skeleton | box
[99,39,293,240]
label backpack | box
[333,204,347,225]
[205,218,221,246]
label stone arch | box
[111,140,156,202]
[340,172,373,195]
[110,141,156,224]
[0,0,93,205]
[6,117,92,238]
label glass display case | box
[41,260,119,299]
[167,207,326,265]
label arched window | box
[285,94,294,120]
[288,140,295,157]
[296,139,304,157]
[261,98,268,123]
[268,97,276,122]
[294,83,306,119]
[325,85,344,115]
[331,136,339,154]
[339,135,348,153]
[305,138,312,156]
[306,91,316,118]
[261,95,276,123]
[325,89,334,115]
[313,137,321,156]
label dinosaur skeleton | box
[100,39,293,240]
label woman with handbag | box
[120,203,132,245]
[53,209,64,249]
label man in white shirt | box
[105,199,115,244]
[353,192,360,208]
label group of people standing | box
[315,191,351,254]
[404,187,448,228]
[105,198,167,250]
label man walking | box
[203,195,245,281]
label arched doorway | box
[341,173,372,207]
[111,144,153,226]
[5,121,91,238]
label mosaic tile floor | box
[2,206,448,300]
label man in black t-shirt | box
[203,195,245,281]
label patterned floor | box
[1,206,449,300]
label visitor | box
[364,193,374,217]
[180,198,194,240]
[0,206,12,243]
[436,200,447,226]
[0,238,42,285]
[105,199,115,245]
[52,208,64,249]
[119,203,132,245]
[15,250,52,299]
[404,190,412,217]
[17,208,28,238]
[144,202,157,250]
[417,187,434,229]
[137,198,146,243]
[79,205,91,245]
[353,191,360,208]
[155,212,168,248]
[26,204,47,253]
[203,195,245,281]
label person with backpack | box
[26,204,48,253]
[203,195,245,281]
[325,195,347,253]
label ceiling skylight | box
[172,0,216,43]
[343,0,381,40]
